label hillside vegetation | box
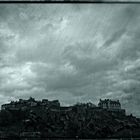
[0,101,140,138]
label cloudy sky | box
[0,4,140,116]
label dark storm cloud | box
[0,4,140,116]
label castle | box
[98,99,121,110]
[1,97,60,111]
[98,99,125,115]
[0,98,139,138]
[1,98,125,115]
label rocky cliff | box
[0,100,140,138]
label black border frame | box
[0,0,140,3]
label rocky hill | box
[0,98,140,139]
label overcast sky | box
[0,4,140,116]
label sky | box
[0,4,140,117]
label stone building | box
[98,99,121,110]
[1,98,60,111]
[98,99,125,116]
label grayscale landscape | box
[0,4,140,139]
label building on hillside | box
[98,99,121,110]
[27,97,37,107]
[1,100,18,110]
[1,103,12,110]
[49,100,60,108]
[1,97,37,110]
[98,99,125,115]
[41,99,49,106]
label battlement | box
[1,97,60,111]
[1,98,125,116]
